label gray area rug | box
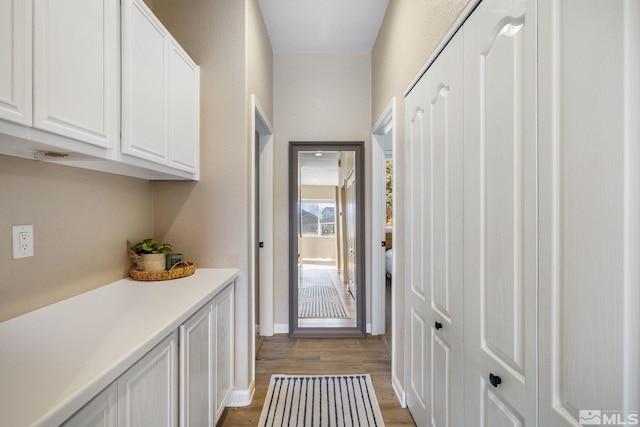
[258,374,385,427]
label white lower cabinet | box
[181,301,214,427]
[62,332,178,427]
[180,283,235,426]
[118,331,178,427]
[213,285,234,421]
[62,284,234,427]
[61,382,118,427]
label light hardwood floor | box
[218,335,416,426]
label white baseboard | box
[274,323,289,334]
[392,372,406,408]
[227,380,255,407]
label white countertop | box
[0,268,239,427]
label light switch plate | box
[12,225,34,259]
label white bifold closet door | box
[462,0,538,425]
[404,30,464,427]
[537,0,640,425]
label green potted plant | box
[131,238,173,272]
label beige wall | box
[151,0,272,396]
[371,0,471,397]
[273,52,371,327]
[0,155,152,322]
[300,185,335,200]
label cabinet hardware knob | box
[434,321,443,330]
[489,373,502,388]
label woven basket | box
[129,261,196,281]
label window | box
[301,201,336,236]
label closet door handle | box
[434,321,443,330]
[489,373,502,388]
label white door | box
[463,0,538,425]
[0,0,32,126]
[33,0,119,148]
[404,30,464,427]
[404,72,429,427]
[538,1,640,425]
[423,31,464,427]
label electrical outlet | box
[12,225,34,259]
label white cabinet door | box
[168,41,199,173]
[0,0,32,126]
[180,301,214,427]
[121,0,167,163]
[463,0,538,425]
[214,284,234,421]
[33,0,119,148]
[118,332,178,427]
[61,382,117,427]
[122,0,200,175]
[404,72,429,427]
[538,1,640,425]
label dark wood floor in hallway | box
[218,335,416,426]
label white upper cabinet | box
[0,0,32,126]
[122,0,200,176]
[33,0,120,149]
[0,0,199,180]
[168,42,199,173]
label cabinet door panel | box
[118,332,178,427]
[169,43,199,172]
[62,382,117,427]
[214,285,234,421]
[122,0,167,162]
[33,0,118,148]
[0,0,31,125]
[180,302,213,427]
[463,0,537,424]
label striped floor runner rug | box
[258,374,385,427]
[298,284,349,319]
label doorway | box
[251,95,274,341]
[289,141,366,338]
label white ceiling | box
[258,0,389,53]
[299,151,340,186]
